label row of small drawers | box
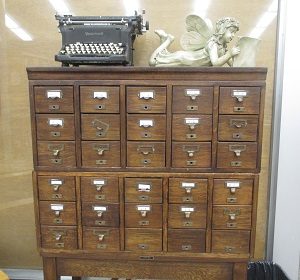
[39,201,252,230]
[38,176,253,205]
[36,114,259,142]
[34,85,261,115]
[41,226,250,254]
[37,141,258,169]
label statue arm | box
[208,44,233,66]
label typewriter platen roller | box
[55,12,149,66]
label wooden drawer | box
[217,142,258,169]
[125,203,162,228]
[39,201,77,226]
[125,177,162,203]
[81,114,120,140]
[81,202,119,227]
[81,141,121,168]
[125,228,162,252]
[169,178,208,204]
[219,87,261,114]
[80,86,120,113]
[172,86,213,114]
[168,229,206,253]
[211,230,251,254]
[37,176,76,201]
[40,225,77,249]
[127,141,165,167]
[172,142,211,168]
[218,115,259,141]
[82,227,120,251]
[36,114,75,140]
[172,114,212,141]
[37,141,76,168]
[213,179,254,205]
[34,86,74,113]
[81,177,119,203]
[126,86,166,113]
[168,204,207,229]
[212,206,252,230]
[127,114,166,141]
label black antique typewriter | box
[55,12,149,66]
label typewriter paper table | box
[27,67,267,280]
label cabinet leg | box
[43,257,59,280]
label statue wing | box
[180,15,214,51]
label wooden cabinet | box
[28,67,266,280]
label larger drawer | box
[125,228,162,252]
[127,141,165,167]
[81,202,119,227]
[41,225,78,249]
[37,141,76,168]
[217,142,258,169]
[168,204,207,229]
[39,201,77,225]
[34,86,74,113]
[127,114,166,141]
[80,86,120,113]
[82,227,120,251]
[81,141,121,168]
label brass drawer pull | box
[50,204,64,217]
[225,181,241,194]
[184,118,200,130]
[183,145,199,157]
[231,90,248,102]
[48,144,64,157]
[92,179,107,191]
[48,118,64,127]
[138,91,155,100]
[93,91,108,99]
[93,206,107,217]
[185,89,201,100]
[230,119,248,128]
[139,119,154,128]
[49,179,64,191]
[93,144,110,156]
[137,145,155,155]
[181,206,194,218]
[181,182,196,194]
[224,208,241,220]
[229,145,246,157]
[46,90,63,99]
[137,205,151,217]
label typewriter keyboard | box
[60,42,126,56]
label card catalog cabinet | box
[28,67,267,280]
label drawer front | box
[217,142,258,169]
[218,115,259,141]
[125,228,162,252]
[212,206,252,230]
[125,178,162,203]
[125,203,162,228]
[37,141,76,168]
[168,229,206,253]
[213,179,254,205]
[34,86,74,113]
[211,230,251,254]
[172,142,211,168]
[126,86,166,113]
[39,201,77,225]
[127,114,166,141]
[80,86,120,113]
[41,225,77,249]
[219,87,261,114]
[81,114,120,140]
[168,204,207,229]
[37,176,76,201]
[172,86,213,114]
[36,114,75,140]
[172,114,212,141]
[81,177,119,203]
[82,227,120,251]
[127,141,165,167]
[82,203,119,227]
[169,178,208,204]
[81,141,121,168]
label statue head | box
[214,17,239,43]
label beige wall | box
[0,0,278,268]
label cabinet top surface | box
[27,66,267,81]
